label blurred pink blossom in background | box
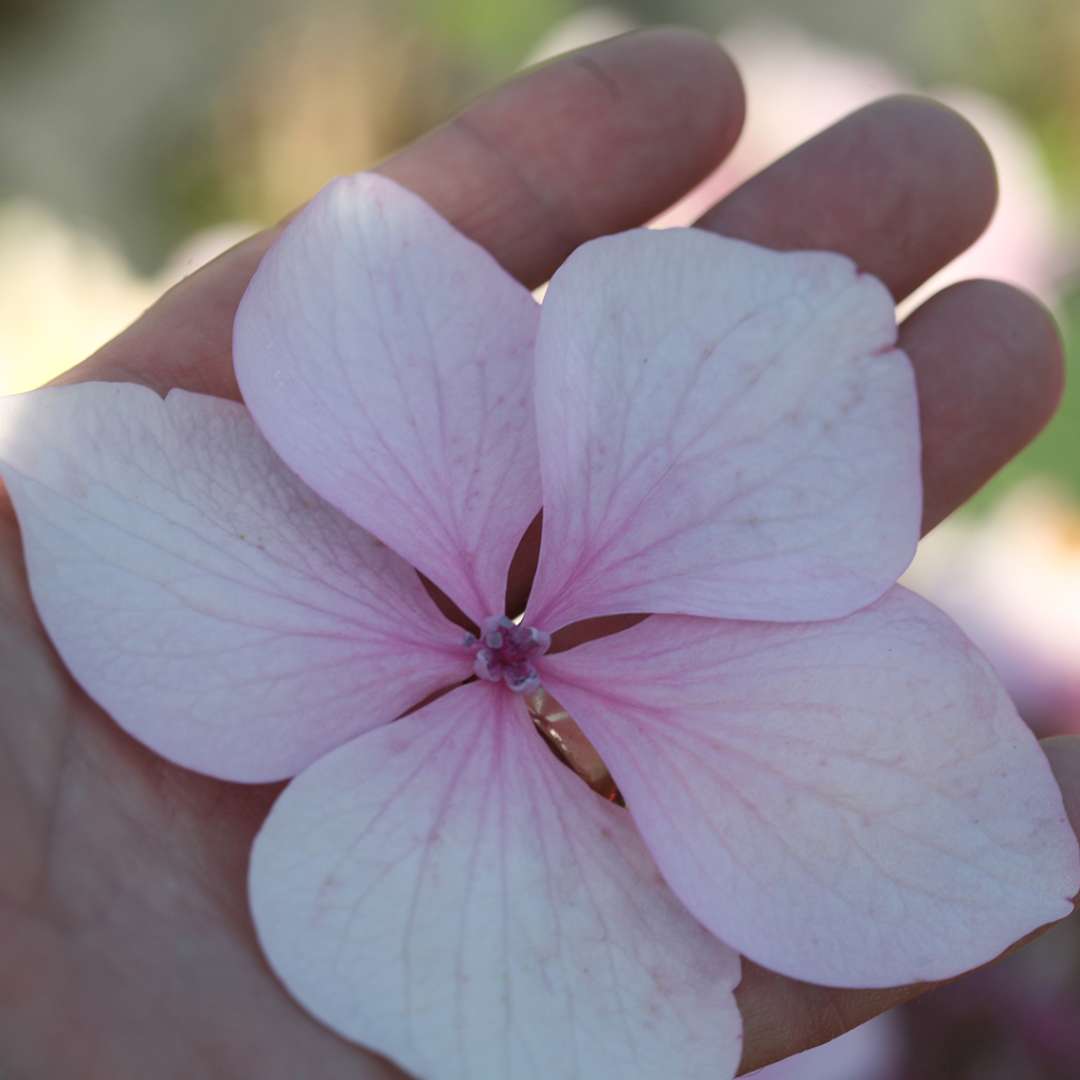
[905,481,1080,737]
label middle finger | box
[698,94,998,301]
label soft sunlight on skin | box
[1,173,1077,1080]
[1,29,1078,1080]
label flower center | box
[465,615,551,694]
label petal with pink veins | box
[0,383,469,781]
[235,173,541,621]
[250,681,743,1080]
[540,587,1080,987]
[526,229,920,629]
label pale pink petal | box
[250,681,743,1080]
[526,229,920,629]
[0,384,470,781]
[234,173,541,622]
[540,588,1080,987]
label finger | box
[735,961,926,1074]
[59,28,744,398]
[698,95,998,301]
[380,28,743,287]
[695,94,1059,534]
[901,280,1065,532]
[737,736,1080,1074]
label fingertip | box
[928,277,1064,416]
[902,278,1064,531]
[700,93,999,300]
[864,93,997,270]
[876,92,999,248]
[529,24,747,240]
[617,26,746,150]
[64,26,748,397]
[380,26,746,288]
[990,280,1066,415]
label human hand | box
[1,28,1076,1078]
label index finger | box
[60,28,744,399]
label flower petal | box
[540,588,1080,987]
[0,384,469,781]
[526,228,920,629]
[234,173,541,622]
[250,681,743,1080]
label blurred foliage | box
[411,0,572,61]
[213,8,447,223]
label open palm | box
[1,29,1077,1079]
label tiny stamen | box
[466,614,551,694]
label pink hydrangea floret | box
[0,174,1076,1080]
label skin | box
[0,27,1077,1078]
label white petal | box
[250,682,743,1080]
[541,588,1080,986]
[0,384,469,780]
[235,174,542,622]
[527,228,919,628]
